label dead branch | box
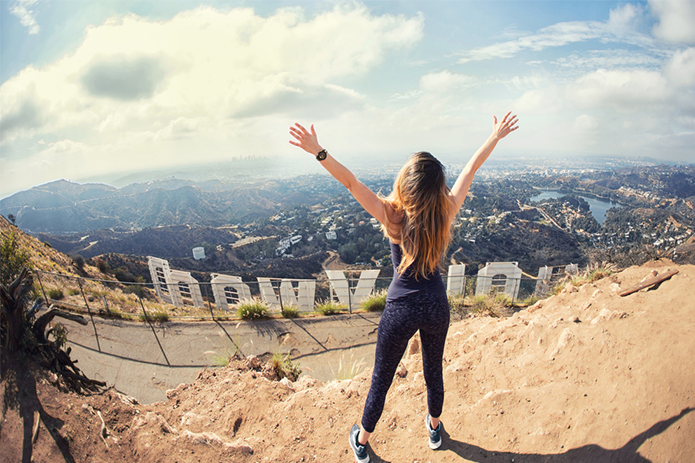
[32,307,87,344]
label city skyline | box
[1,0,694,198]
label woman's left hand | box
[289,123,323,156]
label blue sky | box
[1,0,694,197]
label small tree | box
[1,269,105,392]
[70,254,85,272]
[1,230,31,287]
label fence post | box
[202,283,214,317]
[77,278,101,353]
[138,294,170,366]
[277,280,284,312]
[101,296,110,315]
[34,270,49,305]
[347,277,352,314]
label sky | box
[1,0,694,198]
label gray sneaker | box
[425,414,442,449]
[349,424,370,463]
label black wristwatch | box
[316,149,328,161]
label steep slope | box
[1,260,693,462]
[1,215,87,277]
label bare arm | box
[289,123,387,225]
[449,112,519,215]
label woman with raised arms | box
[289,112,519,462]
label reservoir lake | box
[531,190,622,225]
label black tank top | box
[386,240,446,302]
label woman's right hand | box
[492,112,519,141]
[289,123,323,156]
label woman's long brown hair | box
[381,152,452,279]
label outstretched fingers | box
[492,111,519,139]
[289,123,309,142]
[289,122,321,154]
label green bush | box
[361,290,387,312]
[123,284,146,298]
[470,294,490,314]
[520,295,540,306]
[67,288,81,296]
[108,310,134,321]
[281,304,300,318]
[330,353,365,381]
[140,309,169,323]
[588,267,613,283]
[206,346,238,367]
[237,299,270,320]
[47,323,68,349]
[69,254,85,271]
[448,293,466,318]
[470,292,513,317]
[570,265,614,288]
[1,230,31,287]
[272,351,302,381]
[47,288,64,300]
[113,267,137,283]
[315,301,344,316]
[94,259,111,273]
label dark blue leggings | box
[361,291,450,433]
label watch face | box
[317,150,327,161]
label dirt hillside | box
[2,260,694,462]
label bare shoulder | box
[381,201,403,243]
[383,201,404,224]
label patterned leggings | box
[361,291,450,433]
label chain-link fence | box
[33,267,570,323]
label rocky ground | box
[2,260,694,462]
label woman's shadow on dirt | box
[368,407,693,463]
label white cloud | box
[663,47,695,88]
[514,85,564,114]
[457,4,653,64]
[0,4,426,195]
[607,3,643,31]
[511,45,695,162]
[568,69,671,112]
[650,0,695,44]
[457,20,606,63]
[419,71,478,93]
[518,67,675,115]
[0,139,90,194]
[574,114,600,131]
[0,5,423,144]
[153,117,207,141]
[389,90,423,101]
[10,0,40,35]
[552,49,663,72]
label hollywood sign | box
[147,256,577,312]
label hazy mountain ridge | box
[38,225,241,259]
[0,178,327,234]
